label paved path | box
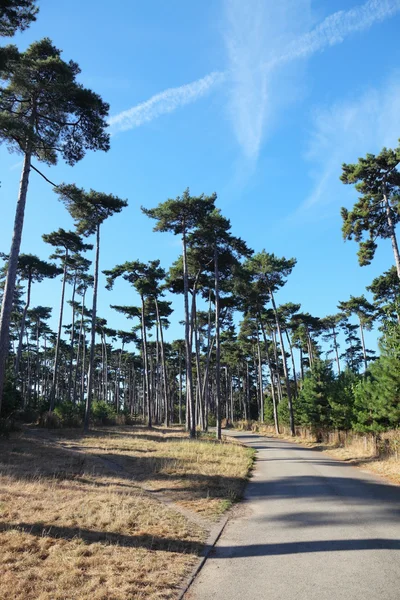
[186,430,400,600]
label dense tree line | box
[0,2,399,437]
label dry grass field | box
[0,426,254,600]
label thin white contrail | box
[109,71,225,133]
[274,0,400,66]
[109,0,400,136]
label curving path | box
[186,430,400,600]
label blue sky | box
[2,0,400,355]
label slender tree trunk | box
[332,325,341,375]
[73,289,86,404]
[359,320,368,372]
[50,249,68,411]
[115,343,123,413]
[214,245,221,440]
[299,346,304,381]
[0,150,32,412]
[67,274,77,401]
[155,297,170,427]
[182,228,195,437]
[383,190,400,279]
[271,329,283,402]
[84,224,100,431]
[286,329,298,398]
[270,289,295,436]
[178,347,183,425]
[259,315,279,434]
[15,273,32,378]
[256,329,264,422]
[141,295,151,428]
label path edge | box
[177,511,231,600]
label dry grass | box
[57,426,254,518]
[0,425,253,600]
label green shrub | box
[207,412,216,427]
[38,411,62,429]
[14,407,39,423]
[1,371,23,418]
[277,400,291,427]
[91,400,117,425]
[54,402,83,427]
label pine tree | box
[341,143,400,277]
[0,39,110,412]
[142,189,216,437]
[56,184,127,430]
[353,325,400,432]
[0,0,38,36]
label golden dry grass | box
[0,425,253,600]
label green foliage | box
[277,400,291,427]
[1,369,22,417]
[263,396,275,425]
[0,38,110,164]
[329,370,359,430]
[207,412,217,427]
[296,360,334,429]
[54,402,84,427]
[340,143,400,268]
[91,400,117,425]
[0,0,38,36]
[353,326,400,432]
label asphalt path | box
[186,430,400,600]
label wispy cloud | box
[223,0,312,160]
[297,72,400,217]
[109,72,224,134]
[276,0,400,66]
[109,0,400,158]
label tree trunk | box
[141,295,151,428]
[182,228,195,437]
[259,315,279,434]
[84,224,100,431]
[359,320,368,372]
[155,297,169,427]
[256,329,264,422]
[270,289,295,436]
[332,325,341,375]
[67,274,77,401]
[214,245,221,440]
[286,329,298,398]
[15,272,32,378]
[178,347,183,425]
[0,150,32,412]
[383,190,400,280]
[50,248,68,411]
[73,289,86,404]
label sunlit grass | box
[0,425,253,599]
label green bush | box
[353,327,400,432]
[38,411,62,429]
[54,402,83,427]
[207,412,216,427]
[1,370,23,418]
[91,400,117,425]
[263,396,276,425]
[277,400,291,427]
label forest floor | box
[0,425,254,600]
